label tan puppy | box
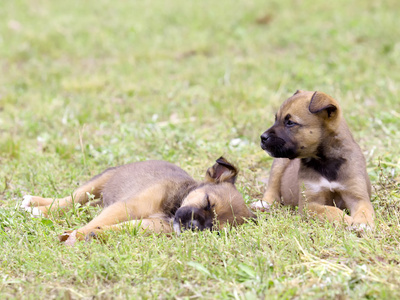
[252,90,375,230]
[21,157,256,245]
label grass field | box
[1,0,400,298]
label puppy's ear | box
[293,89,305,96]
[309,91,338,118]
[205,157,238,184]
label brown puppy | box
[22,157,255,244]
[252,90,375,230]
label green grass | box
[1,0,400,298]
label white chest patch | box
[304,178,346,193]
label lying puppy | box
[252,90,375,230]
[22,157,256,244]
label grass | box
[1,0,400,298]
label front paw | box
[250,200,272,213]
[346,223,374,235]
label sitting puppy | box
[252,90,375,230]
[22,157,256,245]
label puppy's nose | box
[188,220,200,230]
[260,132,271,144]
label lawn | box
[1,0,400,298]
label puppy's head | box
[260,90,341,159]
[173,157,256,234]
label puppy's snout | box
[260,132,271,144]
[188,220,200,230]
[173,206,213,234]
[260,127,298,159]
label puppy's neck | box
[301,142,346,181]
[163,181,199,216]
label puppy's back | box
[101,161,195,206]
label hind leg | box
[21,168,117,217]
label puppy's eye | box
[204,195,214,211]
[285,120,297,128]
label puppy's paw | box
[21,195,33,208]
[250,200,272,213]
[26,207,43,217]
[21,196,44,217]
[347,223,374,235]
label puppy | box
[252,90,375,229]
[22,157,256,244]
